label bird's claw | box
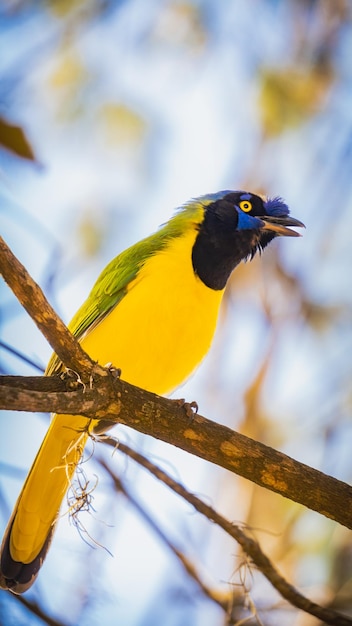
[174,398,199,419]
[104,363,121,380]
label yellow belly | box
[80,230,224,394]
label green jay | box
[0,190,304,593]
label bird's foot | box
[103,362,122,380]
[173,398,199,419]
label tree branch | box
[1,373,352,530]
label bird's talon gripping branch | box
[106,365,122,380]
[184,400,199,419]
[173,398,199,419]
[0,190,304,593]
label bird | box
[0,190,304,593]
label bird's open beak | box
[261,215,305,237]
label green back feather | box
[46,198,206,375]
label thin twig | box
[10,593,69,626]
[0,340,45,372]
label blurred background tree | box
[1,0,352,624]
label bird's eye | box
[239,200,252,213]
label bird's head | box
[191,190,305,290]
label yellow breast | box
[80,229,224,395]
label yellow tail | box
[0,413,90,593]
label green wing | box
[46,199,205,376]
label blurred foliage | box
[98,103,147,146]
[258,60,334,136]
[46,44,89,121]
[1,0,352,625]
[150,2,207,51]
[75,206,108,257]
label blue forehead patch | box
[239,193,252,201]
[264,196,289,217]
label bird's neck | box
[192,225,260,290]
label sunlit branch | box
[1,371,352,530]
